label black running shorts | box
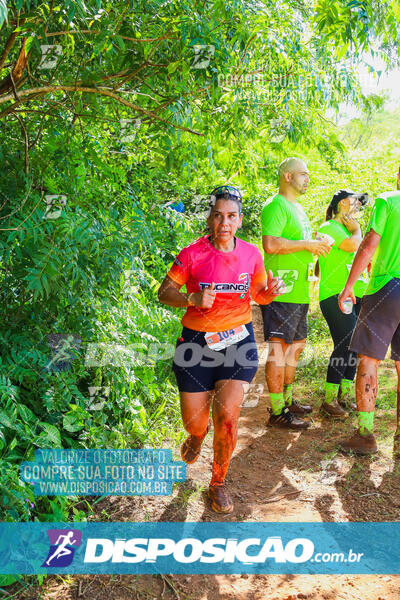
[260,301,309,344]
[350,278,400,361]
[172,322,258,393]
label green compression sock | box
[340,378,354,396]
[325,382,340,405]
[270,392,285,416]
[284,383,293,406]
[358,411,374,436]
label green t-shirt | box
[365,191,400,296]
[317,220,369,302]
[261,193,313,304]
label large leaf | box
[39,423,62,446]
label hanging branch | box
[36,30,177,43]
[0,19,26,71]
[0,38,29,96]
[0,85,203,134]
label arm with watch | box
[158,276,217,309]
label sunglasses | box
[349,193,369,209]
[210,185,242,202]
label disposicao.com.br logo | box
[0,522,378,575]
[82,536,362,565]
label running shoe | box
[287,400,313,415]
[208,484,234,513]
[268,407,310,430]
[339,430,377,455]
[320,401,348,419]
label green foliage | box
[314,0,400,59]
[0,148,197,522]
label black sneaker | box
[268,407,310,430]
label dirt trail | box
[20,306,400,599]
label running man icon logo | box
[42,529,82,567]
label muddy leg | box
[210,379,244,485]
[355,354,379,413]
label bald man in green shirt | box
[260,157,332,429]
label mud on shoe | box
[208,484,234,514]
[268,407,310,430]
[320,401,348,419]
[287,400,313,415]
[339,429,377,456]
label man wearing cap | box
[339,190,400,455]
[260,157,332,429]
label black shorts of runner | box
[350,278,400,361]
[260,301,309,344]
[172,322,258,393]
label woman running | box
[317,189,369,418]
[158,185,283,513]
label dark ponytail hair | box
[325,204,336,221]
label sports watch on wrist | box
[187,292,195,307]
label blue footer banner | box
[0,522,399,575]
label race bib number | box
[346,264,369,285]
[205,325,249,352]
